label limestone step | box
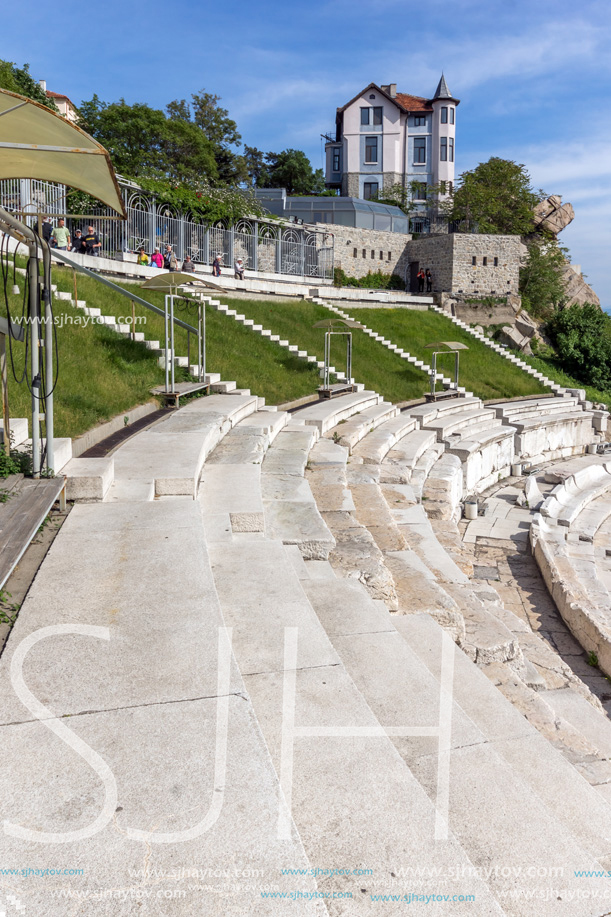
[381,428,440,484]
[394,613,611,868]
[352,412,419,465]
[325,401,399,451]
[206,538,506,912]
[0,500,324,911]
[262,428,335,559]
[205,410,289,466]
[295,390,382,434]
[423,408,499,443]
[0,417,29,447]
[407,396,482,429]
[210,380,237,393]
[110,393,259,498]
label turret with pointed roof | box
[433,74,459,104]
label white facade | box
[325,77,458,212]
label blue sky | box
[3,0,610,307]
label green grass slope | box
[220,297,547,403]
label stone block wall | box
[405,234,522,294]
[317,222,411,280]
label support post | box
[28,247,41,478]
[0,333,9,454]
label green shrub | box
[546,303,611,390]
[333,268,404,290]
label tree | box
[77,96,217,182]
[265,149,321,195]
[373,180,447,216]
[519,241,567,320]
[243,146,272,187]
[167,90,243,184]
[449,158,541,234]
[0,60,58,111]
[546,303,611,390]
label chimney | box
[39,79,47,92]
[388,83,397,98]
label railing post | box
[252,221,258,273]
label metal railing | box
[0,179,335,281]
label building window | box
[361,107,370,125]
[449,138,454,162]
[353,248,358,258]
[332,149,340,172]
[440,180,446,194]
[441,107,448,123]
[414,137,426,164]
[362,249,366,258]
[371,250,375,259]
[450,108,455,124]
[373,106,383,125]
[483,257,488,266]
[365,136,378,163]
[369,93,376,99]
[440,138,447,161]
[448,180,453,194]
[413,182,427,200]
[472,257,477,266]
[494,257,499,266]
[363,181,379,200]
[414,115,426,126]
[387,251,391,260]
[379,251,384,260]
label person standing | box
[151,247,163,269]
[182,255,195,273]
[83,225,101,256]
[425,269,433,293]
[417,268,425,293]
[71,229,85,254]
[163,244,177,272]
[234,257,245,281]
[137,247,149,266]
[42,218,53,244]
[212,253,222,277]
[52,218,70,251]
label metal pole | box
[164,293,169,394]
[28,246,40,477]
[202,298,206,383]
[431,353,437,398]
[0,333,9,454]
[170,293,175,394]
[44,269,54,474]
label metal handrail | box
[50,249,198,335]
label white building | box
[325,76,458,209]
[38,80,79,123]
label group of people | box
[42,217,101,256]
[416,268,433,293]
[213,253,245,281]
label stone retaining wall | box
[405,234,522,295]
[321,222,411,280]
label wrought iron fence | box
[0,179,335,280]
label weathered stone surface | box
[533,194,575,235]
[561,261,601,307]
[514,309,537,339]
[498,324,532,354]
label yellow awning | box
[0,88,125,217]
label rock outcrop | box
[561,262,600,307]
[533,194,575,236]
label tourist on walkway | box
[151,247,163,268]
[42,218,53,244]
[182,255,195,273]
[137,247,149,266]
[164,244,178,272]
[212,253,222,277]
[71,230,85,254]
[417,268,425,293]
[52,218,70,251]
[83,225,101,256]
[425,269,432,293]
[234,257,245,281]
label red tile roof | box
[394,93,433,112]
[46,90,76,106]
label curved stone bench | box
[541,463,611,527]
[532,514,611,678]
[407,395,481,428]
[327,400,398,451]
[422,407,501,443]
[351,412,419,465]
[447,424,517,494]
[494,395,581,420]
[296,389,382,434]
[510,411,597,461]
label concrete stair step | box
[205,538,505,912]
[210,380,237,393]
[63,456,114,502]
[18,437,72,473]
[205,410,289,467]
[352,412,419,465]
[381,428,439,483]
